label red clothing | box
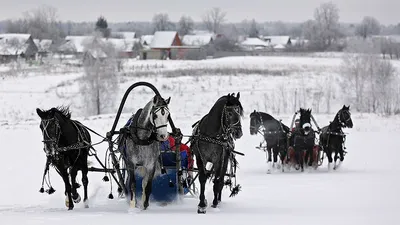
[168,135,194,169]
[168,135,175,150]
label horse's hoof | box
[266,169,271,174]
[65,197,73,208]
[73,194,81,203]
[129,200,137,208]
[197,207,207,214]
[84,200,89,208]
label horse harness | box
[122,104,170,146]
[191,105,242,192]
[251,112,287,149]
[40,117,91,159]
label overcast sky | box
[0,0,398,25]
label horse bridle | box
[222,105,242,134]
[40,117,61,156]
[150,105,170,131]
[249,112,264,135]
[337,109,351,127]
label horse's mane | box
[213,94,243,116]
[199,93,243,136]
[39,106,72,119]
[254,111,290,132]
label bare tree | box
[178,15,194,36]
[202,7,226,34]
[152,13,174,32]
[341,40,399,114]
[302,20,322,50]
[355,16,381,39]
[23,5,63,40]
[80,33,119,116]
[248,19,259,38]
[313,2,341,49]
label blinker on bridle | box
[150,105,170,131]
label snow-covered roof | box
[0,34,31,55]
[115,32,136,39]
[191,30,214,36]
[60,36,95,52]
[273,44,286,49]
[240,38,268,47]
[106,38,139,52]
[150,31,179,48]
[262,36,291,46]
[140,35,153,45]
[33,39,53,52]
[182,34,213,46]
[0,33,31,43]
[86,48,107,59]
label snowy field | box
[0,56,400,224]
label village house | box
[145,31,182,59]
[0,33,38,62]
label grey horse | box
[117,94,171,210]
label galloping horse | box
[36,106,91,210]
[288,108,318,172]
[319,105,353,170]
[117,95,171,210]
[190,93,244,214]
[249,110,290,173]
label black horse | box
[319,105,353,170]
[36,106,91,210]
[249,110,290,173]
[190,93,243,214]
[289,108,317,172]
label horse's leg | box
[273,147,280,170]
[81,161,89,208]
[142,167,155,210]
[326,148,334,171]
[69,168,81,204]
[60,168,74,210]
[280,147,286,172]
[128,164,137,208]
[335,148,345,170]
[307,146,314,170]
[266,147,272,174]
[212,164,223,208]
[333,149,342,170]
[298,150,304,172]
[197,156,207,213]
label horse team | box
[35,90,353,213]
[250,106,353,174]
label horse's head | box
[224,92,244,139]
[150,95,171,141]
[299,108,312,135]
[36,107,70,156]
[249,110,262,135]
[337,105,353,128]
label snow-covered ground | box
[1,113,399,224]
[0,56,399,224]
